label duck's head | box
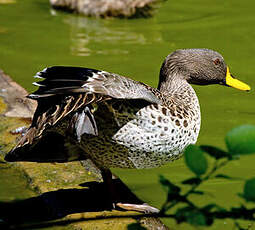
[159,48,251,91]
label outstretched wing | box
[6,66,161,162]
[29,66,161,104]
[29,66,161,138]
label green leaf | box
[187,211,207,226]
[159,175,180,194]
[184,145,208,176]
[200,145,230,159]
[215,174,241,181]
[201,204,217,212]
[225,125,255,155]
[175,207,207,226]
[182,177,202,185]
[243,177,255,202]
[189,190,204,195]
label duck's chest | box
[81,100,201,169]
[112,102,200,167]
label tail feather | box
[5,131,86,163]
[5,127,38,162]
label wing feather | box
[28,66,161,104]
[6,66,162,162]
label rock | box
[0,69,36,118]
[50,0,164,18]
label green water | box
[0,0,255,229]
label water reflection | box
[0,27,7,33]
[64,16,162,56]
[0,0,16,4]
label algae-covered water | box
[0,0,255,229]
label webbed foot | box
[116,202,160,214]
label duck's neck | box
[158,73,200,117]
[159,73,194,98]
[158,73,201,143]
[158,73,183,93]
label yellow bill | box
[225,66,251,91]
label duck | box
[5,48,251,213]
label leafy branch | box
[158,125,255,229]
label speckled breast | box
[80,99,201,169]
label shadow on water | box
[0,179,144,230]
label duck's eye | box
[213,58,220,65]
